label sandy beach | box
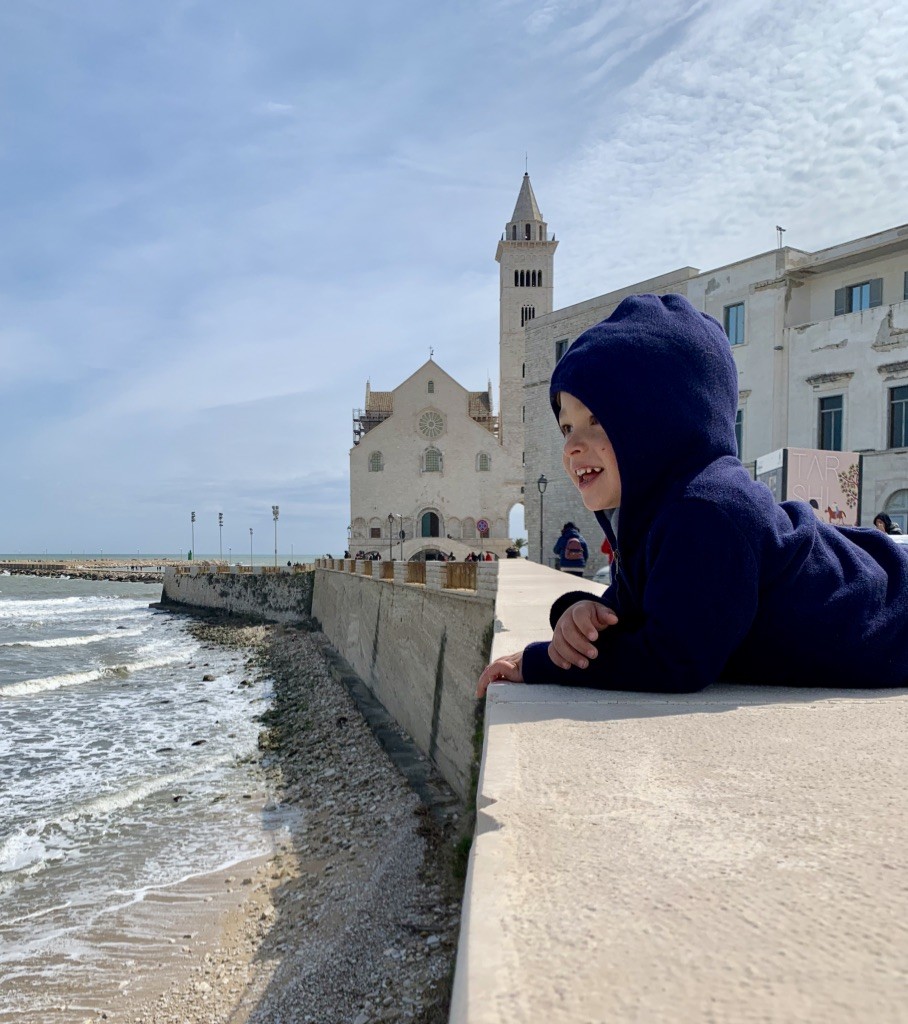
[71,619,463,1024]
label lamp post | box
[272,506,280,567]
[347,524,352,555]
[218,512,223,562]
[398,513,404,561]
[536,474,548,566]
[249,527,253,568]
[387,513,394,562]
[190,511,195,561]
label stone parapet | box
[451,559,908,1023]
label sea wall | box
[311,561,496,799]
[161,566,314,623]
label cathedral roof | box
[364,389,393,414]
[510,172,544,224]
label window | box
[904,271,908,301]
[477,453,491,471]
[427,380,434,394]
[889,385,908,448]
[521,363,525,378]
[834,278,883,315]
[370,527,381,539]
[511,225,517,240]
[524,224,531,239]
[885,489,908,534]
[555,339,569,362]
[521,405,525,423]
[514,271,518,286]
[724,303,745,346]
[418,410,444,438]
[735,409,744,457]
[818,395,844,451]
[538,271,543,287]
[521,305,535,326]
[423,447,442,472]
[368,451,383,472]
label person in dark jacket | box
[873,512,903,535]
[553,522,589,576]
[478,293,908,696]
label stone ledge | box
[452,560,908,1023]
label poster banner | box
[785,448,861,526]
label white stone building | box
[524,225,908,571]
[349,174,555,560]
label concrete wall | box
[312,564,495,799]
[161,567,314,623]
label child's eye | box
[560,424,571,437]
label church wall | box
[350,362,520,552]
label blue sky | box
[2,0,907,556]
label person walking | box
[553,522,588,577]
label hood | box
[551,293,739,544]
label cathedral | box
[348,174,556,560]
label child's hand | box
[476,651,523,699]
[548,601,618,670]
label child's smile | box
[558,392,621,511]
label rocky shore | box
[118,616,464,1024]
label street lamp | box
[398,513,404,561]
[387,513,394,562]
[218,512,223,562]
[190,511,195,561]
[249,527,253,568]
[537,475,548,565]
[272,505,279,568]
[346,524,352,555]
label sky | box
[2,0,907,557]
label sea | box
[0,570,286,1021]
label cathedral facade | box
[348,174,555,560]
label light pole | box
[218,512,223,562]
[249,527,253,568]
[346,524,352,555]
[190,511,195,561]
[398,513,404,561]
[387,513,394,562]
[272,505,279,567]
[537,475,548,566]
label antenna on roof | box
[525,152,528,173]
[776,225,786,249]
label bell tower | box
[495,173,557,459]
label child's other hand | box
[548,601,618,670]
[476,651,523,699]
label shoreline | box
[102,616,463,1024]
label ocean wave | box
[0,596,151,621]
[0,754,238,879]
[0,629,145,649]
[0,654,189,698]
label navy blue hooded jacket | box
[521,293,908,692]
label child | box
[477,293,908,697]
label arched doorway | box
[885,489,908,534]
[420,511,440,537]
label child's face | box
[558,392,622,511]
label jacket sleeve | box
[552,535,564,556]
[521,502,760,693]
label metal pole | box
[399,514,403,561]
[218,512,223,561]
[388,514,393,561]
[190,511,195,561]
[272,505,279,567]
[539,491,544,564]
[249,527,253,568]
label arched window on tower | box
[521,363,525,378]
[423,447,442,473]
[476,453,491,472]
[538,271,543,287]
[539,226,544,240]
[532,270,538,287]
[521,305,536,327]
[514,270,519,287]
[525,224,531,239]
[511,225,517,240]
[368,451,383,472]
[427,380,434,394]
[519,270,524,287]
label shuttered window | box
[834,278,883,315]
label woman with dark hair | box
[873,512,903,535]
